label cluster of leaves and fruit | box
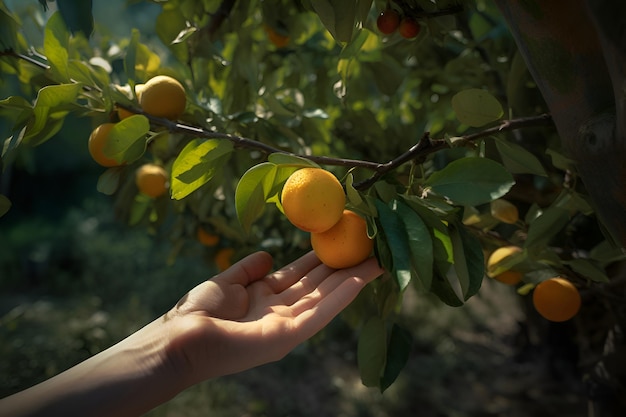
[1,0,621,391]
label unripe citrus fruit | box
[281,168,346,233]
[311,210,374,269]
[486,246,523,285]
[399,17,420,39]
[140,75,186,120]
[532,277,581,322]
[377,9,400,35]
[215,247,235,271]
[88,123,121,167]
[135,163,169,198]
[197,228,220,247]
[491,199,519,224]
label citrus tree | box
[1,0,625,409]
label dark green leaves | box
[57,0,93,37]
[424,157,515,206]
[357,317,412,392]
[171,139,234,200]
[235,154,319,234]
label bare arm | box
[0,251,383,417]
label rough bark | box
[495,0,626,247]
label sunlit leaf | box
[424,157,514,206]
[103,115,150,163]
[451,88,503,127]
[43,12,70,82]
[235,162,277,234]
[171,139,233,200]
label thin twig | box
[117,102,554,191]
[0,48,50,70]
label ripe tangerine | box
[88,123,121,167]
[486,246,523,285]
[135,163,169,198]
[532,277,581,322]
[281,168,346,233]
[311,210,374,269]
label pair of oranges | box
[487,246,582,322]
[88,75,186,198]
[280,168,374,269]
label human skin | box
[0,251,384,417]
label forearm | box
[0,318,187,417]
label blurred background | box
[0,1,589,416]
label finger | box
[213,251,274,287]
[290,257,384,331]
[262,251,322,293]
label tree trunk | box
[494,2,626,415]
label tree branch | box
[117,103,553,191]
[0,48,50,70]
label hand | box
[162,250,384,385]
[0,250,383,417]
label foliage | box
[0,0,621,393]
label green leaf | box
[424,157,515,206]
[564,259,609,283]
[524,206,570,248]
[0,194,11,218]
[380,323,412,393]
[23,84,81,146]
[310,0,357,43]
[96,167,122,195]
[43,12,70,82]
[374,199,412,291]
[451,88,503,127]
[494,137,547,176]
[235,163,277,234]
[0,4,20,51]
[451,224,484,300]
[395,200,433,291]
[430,270,463,307]
[357,316,387,387]
[57,0,93,36]
[103,115,150,164]
[171,139,233,200]
[125,29,140,82]
[267,153,319,167]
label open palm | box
[163,250,384,384]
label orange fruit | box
[490,199,519,224]
[88,123,121,167]
[215,248,235,271]
[532,277,581,322]
[140,75,186,120]
[311,210,374,269]
[281,168,346,233]
[135,163,169,198]
[264,24,290,48]
[197,228,220,247]
[486,246,523,285]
